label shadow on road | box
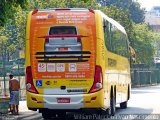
[131,90,156,94]
[116,107,153,114]
[108,107,154,120]
[42,107,153,120]
[3,106,153,120]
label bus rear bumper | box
[26,90,104,110]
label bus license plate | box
[57,98,70,103]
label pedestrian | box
[9,74,20,115]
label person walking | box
[9,74,20,115]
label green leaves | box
[152,33,160,56]
[81,0,89,3]
[133,24,154,65]
[0,5,26,62]
[101,0,145,23]
[0,0,27,27]
[29,0,99,9]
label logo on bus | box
[69,63,77,72]
[38,63,46,72]
[36,80,42,87]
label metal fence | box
[131,64,160,87]
[0,76,26,100]
[0,64,160,100]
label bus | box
[25,8,131,119]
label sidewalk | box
[0,101,40,120]
[19,101,31,112]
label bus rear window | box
[49,26,77,35]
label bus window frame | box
[103,17,130,58]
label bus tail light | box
[77,38,81,42]
[32,9,38,15]
[26,66,38,94]
[45,38,49,43]
[89,65,103,93]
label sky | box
[137,0,160,11]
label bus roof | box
[31,8,126,34]
[32,8,95,13]
[96,10,127,34]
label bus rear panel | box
[25,8,104,111]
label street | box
[1,85,160,120]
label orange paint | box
[30,10,96,79]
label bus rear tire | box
[120,87,129,109]
[120,101,127,109]
[56,112,66,120]
[110,95,116,116]
[42,110,55,119]
[42,112,51,119]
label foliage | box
[0,0,28,27]
[0,21,17,62]
[13,5,27,49]
[0,5,26,63]
[98,0,145,23]
[133,24,154,65]
[152,33,160,56]
[28,0,100,9]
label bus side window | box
[122,34,129,58]
[110,24,129,58]
[103,19,106,33]
[103,19,112,51]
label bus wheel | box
[97,109,110,118]
[120,87,129,109]
[42,111,52,119]
[110,95,116,116]
[57,112,66,119]
[107,107,111,117]
[120,101,127,109]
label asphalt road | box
[1,85,160,120]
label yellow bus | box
[25,8,131,119]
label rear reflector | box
[91,96,97,101]
[31,97,37,101]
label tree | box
[152,33,160,56]
[0,21,17,62]
[13,5,27,50]
[0,0,28,27]
[0,36,8,62]
[133,24,154,65]
[98,0,145,23]
[0,4,27,61]
[0,35,8,93]
[28,0,100,9]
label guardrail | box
[0,76,26,100]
